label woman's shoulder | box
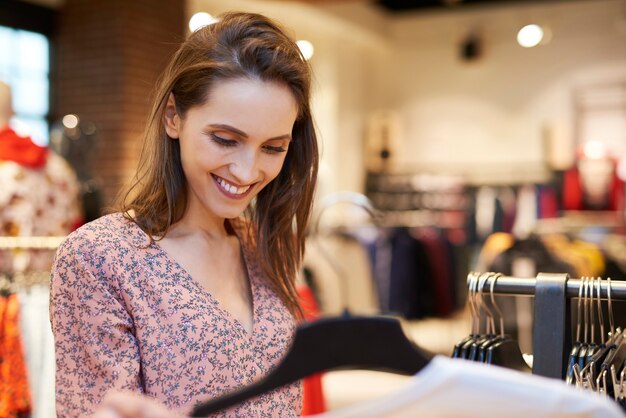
[58,212,151,254]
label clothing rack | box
[477,273,626,380]
[376,209,463,229]
[0,271,50,293]
[0,236,65,249]
[0,237,63,289]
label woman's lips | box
[212,174,255,199]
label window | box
[0,25,50,145]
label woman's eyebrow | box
[209,123,292,141]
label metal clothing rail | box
[474,273,626,380]
[0,271,50,293]
[482,274,626,300]
[0,236,65,249]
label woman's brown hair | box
[118,11,318,317]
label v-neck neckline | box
[150,220,258,339]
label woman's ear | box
[164,93,180,139]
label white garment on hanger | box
[308,355,624,418]
[303,234,379,315]
[475,186,497,240]
[19,285,56,418]
[512,184,537,240]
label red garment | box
[0,127,48,168]
[0,294,32,417]
[562,168,583,211]
[562,165,624,211]
[610,173,625,212]
[298,285,327,416]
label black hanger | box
[576,277,593,374]
[473,289,498,363]
[485,338,531,372]
[601,333,626,392]
[573,278,625,393]
[452,333,477,359]
[452,272,482,359]
[566,278,586,384]
[477,334,502,363]
[190,315,432,416]
[584,277,601,369]
[482,273,530,372]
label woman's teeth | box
[216,177,250,195]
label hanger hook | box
[486,272,498,336]
[607,277,615,337]
[473,272,484,335]
[573,363,583,388]
[589,277,596,344]
[618,367,626,401]
[583,276,589,344]
[478,272,496,335]
[467,272,479,335]
[488,272,505,338]
[468,272,481,336]
[474,272,486,335]
[596,277,605,345]
[575,275,584,343]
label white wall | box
[187,0,626,190]
[385,0,626,183]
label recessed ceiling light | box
[517,24,544,48]
[189,12,217,32]
[297,40,314,60]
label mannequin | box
[0,80,82,246]
[0,81,48,168]
[0,80,82,418]
[562,146,624,212]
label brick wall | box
[53,0,185,211]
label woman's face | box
[164,77,298,222]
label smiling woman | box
[49,11,318,418]
[163,77,297,221]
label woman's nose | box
[229,149,260,184]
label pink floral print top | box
[50,213,302,417]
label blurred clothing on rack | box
[303,226,465,320]
[474,183,560,243]
[298,285,327,416]
[18,284,55,418]
[375,227,464,318]
[0,293,31,418]
[603,234,626,277]
[303,233,380,316]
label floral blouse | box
[50,213,302,417]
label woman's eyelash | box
[263,145,287,154]
[209,133,237,147]
[209,132,286,153]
